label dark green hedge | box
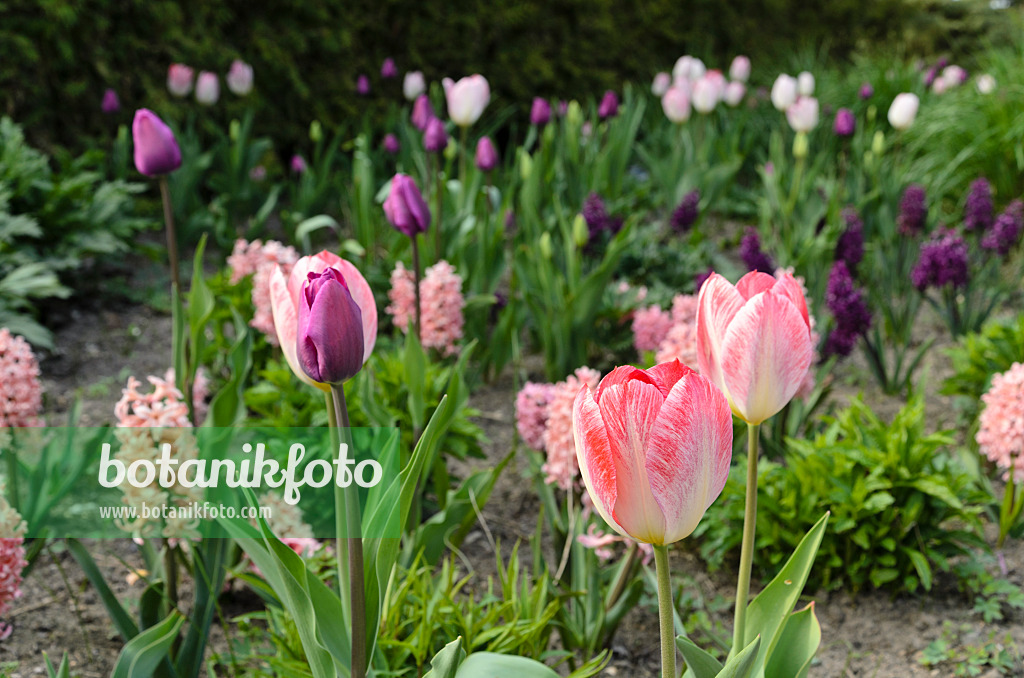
[0,0,1009,155]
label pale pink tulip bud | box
[446,74,490,127]
[226,60,254,96]
[729,55,751,83]
[771,74,798,111]
[672,55,705,83]
[887,93,920,130]
[651,71,672,97]
[976,74,996,94]
[661,86,691,123]
[691,75,721,114]
[403,71,426,101]
[167,64,194,98]
[723,81,745,107]
[195,71,219,105]
[786,96,819,133]
[797,71,815,96]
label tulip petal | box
[647,372,733,544]
[773,272,811,329]
[597,376,667,544]
[596,365,658,404]
[735,271,777,300]
[646,359,695,397]
[270,266,326,391]
[696,273,746,394]
[299,277,365,384]
[720,288,813,424]
[573,386,627,538]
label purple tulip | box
[833,108,855,137]
[132,109,181,177]
[598,91,619,120]
[383,173,431,237]
[290,154,307,174]
[424,117,448,152]
[297,268,365,385]
[859,82,874,100]
[381,58,398,79]
[357,74,370,96]
[411,94,435,131]
[102,88,120,113]
[530,97,551,126]
[475,136,498,172]
[383,133,400,155]
[558,100,569,117]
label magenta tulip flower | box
[297,268,365,385]
[475,136,498,172]
[530,97,551,126]
[411,94,434,131]
[424,117,448,152]
[381,58,398,79]
[383,133,400,155]
[696,271,813,424]
[290,154,307,174]
[833,108,855,137]
[270,251,377,391]
[383,174,431,237]
[356,74,371,96]
[102,88,120,113]
[573,360,733,545]
[598,90,619,119]
[132,109,182,177]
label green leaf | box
[676,634,722,678]
[423,638,466,678]
[110,612,184,678]
[739,511,829,677]
[405,330,427,431]
[66,539,139,641]
[718,635,761,678]
[455,653,561,678]
[203,310,253,427]
[43,652,71,678]
[903,547,933,591]
[764,605,820,678]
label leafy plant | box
[919,621,1023,677]
[942,313,1024,425]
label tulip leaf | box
[454,653,561,678]
[739,511,828,677]
[66,538,139,641]
[422,637,466,678]
[764,604,820,678]
[109,612,184,678]
[717,635,761,678]
[404,329,427,431]
[676,635,722,678]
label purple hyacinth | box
[964,178,994,232]
[670,190,700,233]
[598,91,619,120]
[835,207,864,272]
[981,200,1024,256]
[739,227,774,274]
[897,184,928,236]
[582,192,623,238]
[911,227,970,290]
[823,261,871,358]
[694,267,714,293]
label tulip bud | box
[101,88,120,113]
[291,154,307,174]
[771,74,797,111]
[383,133,400,155]
[661,86,691,123]
[475,136,498,172]
[226,60,254,96]
[792,131,809,159]
[692,74,721,114]
[872,130,885,156]
[573,214,589,248]
[651,71,671,97]
[539,232,553,259]
[446,74,490,127]
[859,82,874,100]
[403,71,426,101]
[598,90,619,119]
[297,268,365,385]
[195,72,219,106]
[566,100,583,128]
[132,109,182,177]
[229,119,240,141]
[309,120,323,143]
[887,93,919,130]
[383,173,431,237]
[381,57,398,79]
[167,64,194,98]
[443,140,457,162]
[411,94,435,131]
[797,71,815,96]
[356,74,370,96]
[729,55,751,83]
[518,149,533,180]
[530,97,551,126]
[833,108,855,137]
[723,81,745,107]
[673,55,705,82]
[866,105,877,123]
[976,74,996,94]
[424,117,448,153]
[786,96,819,133]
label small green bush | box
[942,313,1024,426]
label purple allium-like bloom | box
[694,267,714,293]
[739,227,775,274]
[670,190,700,233]
[982,200,1024,256]
[911,227,970,290]
[598,91,619,120]
[836,207,864,272]
[964,178,994,232]
[833,108,855,137]
[859,82,874,100]
[581,193,623,243]
[897,184,928,236]
[823,261,871,358]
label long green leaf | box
[455,653,560,678]
[763,604,820,678]
[110,612,184,678]
[66,539,139,641]
[422,637,466,678]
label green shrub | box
[696,396,988,595]
[942,313,1024,426]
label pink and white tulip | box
[786,96,819,133]
[797,71,815,96]
[661,86,691,123]
[723,81,746,107]
[403,71,426,101]
[651,71,672,97]
[729,56,751,83]
[167,64,194,98]
[446,75,490,126]
[573,361,733,545]
[771,74,797,111]
[195,71,219,105]
[696,271,813,425]
[887,93,920,130]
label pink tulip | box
[446,74,490,127]
[411,94,435,131]
[661,86,691,123]
[651,72,671,97]
[573,360,733,545]
[696,271,813,424]
[167,64,194,98]
[729,55,751,83]
[270,251,377,391]
[786,96,819,133]
[226,60,254,96]
[132,109,181,176]
[195,71,219,105]
[723,81,745,107]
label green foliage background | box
[2,0,1015,154]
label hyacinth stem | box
[331,384,366,678]
[164,539,178,611]
[653,544,676,678]
[410,235,423,344]
[732,422,760,655]
[159,176,181,292]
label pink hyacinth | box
[115,372,198,428]
[0,493,26,622]
[632,306,674,354]
[656,321,699,369]
[0,329,43,428]
[516,381,555,451]
[228,239,299,345]
[542,367,600,490]
[386,260,465,356]
[977,362,1024,482]
[577,523,654,564]
[670,294,698,325]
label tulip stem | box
[732,422,760,656]
[411,234,423,344]
[159,176,180,292]
[331,385,366,678]
[653,544,676,678]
